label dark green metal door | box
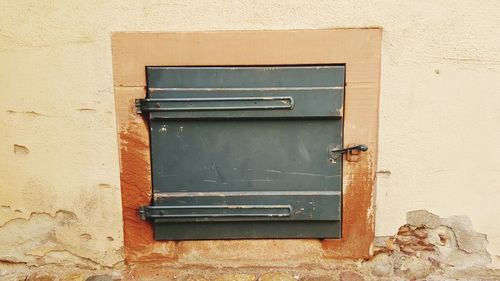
[138,66,345,240]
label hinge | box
[135,99,143,114]
[138,205,292,221]
[135,96,294,115]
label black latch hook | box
[329,144,368,161]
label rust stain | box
[118,100,177,262]
[322,152,375,259]
[119,103,375,262]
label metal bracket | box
[329,144,368,163]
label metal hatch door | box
[137,66,346,240]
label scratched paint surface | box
[143,66,344,239]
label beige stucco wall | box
[1,0,499,267]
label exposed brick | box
[413,228,428,239]
[395,235,421,245]
[410,245,435,252]
[397,225,413,236]
[400,246,416,255]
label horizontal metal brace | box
[149,86,344,91]
[139,205,293,220]
[136,96,294,114]
[153,190,341,199]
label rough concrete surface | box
[366,210,496,279]
[1,211,499,280]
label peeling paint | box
[80,234,92,240]
[0,209,120,269]
[369,210,492,279]
[376,170,391,176]
[0,210,87,266]
[5,110,49,117]
[97,183,112,189]
[77,108,97,112]
[13,144,30,155]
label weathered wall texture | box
[1,0,500,270]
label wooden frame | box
[111,29,381,262]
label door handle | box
[329,144,368,162]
